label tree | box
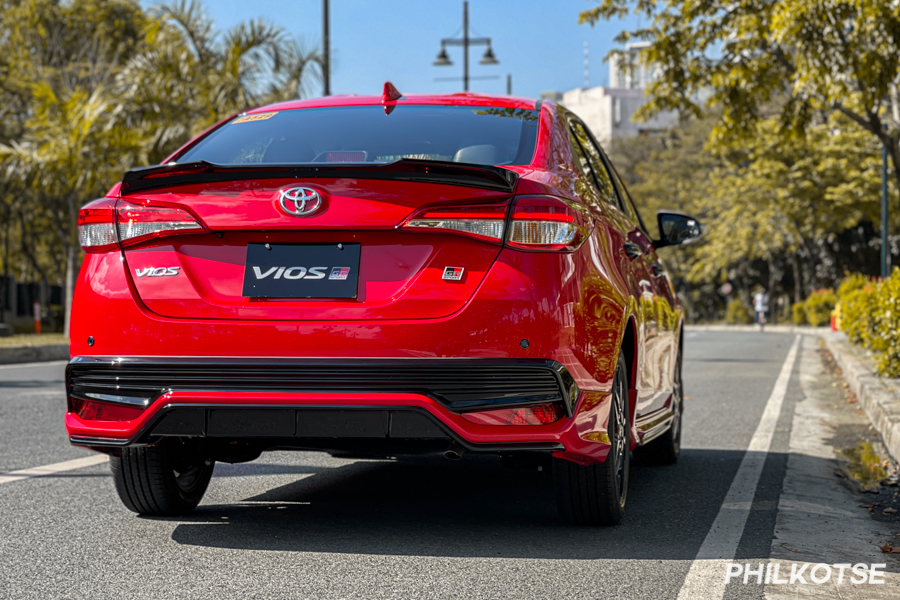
[580,1,900,222]
[607,113,885,321]
[0,0,320,334]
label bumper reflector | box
[71,398,144,421]
[460,403,563,426]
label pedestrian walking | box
[753,288,769,331]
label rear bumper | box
[65,357,614,462]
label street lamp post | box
[322,0,330,96]
[433,1,499,92]
[883,144,890,278]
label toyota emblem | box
[278,187,323,217]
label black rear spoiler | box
[120,159,519,195]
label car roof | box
[249,90,539,113]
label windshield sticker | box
[232,112,278,124]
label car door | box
[601,153,679,416]
[566,117,662,420]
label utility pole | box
[883,144,890,278]
[433,1,499,92]
[506,74,512,95]
[322,0,330,96]
[462,1,469,92]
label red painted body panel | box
[67,93,683,464]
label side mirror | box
[654,211,702,248]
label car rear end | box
[66,96,622,516]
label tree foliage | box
[0,0,320,332]
[586,0,899,320]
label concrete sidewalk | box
[823,332,900,464]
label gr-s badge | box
[135,267,180,277]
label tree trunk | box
[767,255,778,324]
[887,134,900,275]
[791,252,803,303]
[0,202,9,325]
[63,244,75,337]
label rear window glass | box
[176,105,539,166]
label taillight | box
[401,202,507,243]
[506,196,591,251]
[117,200,205,247]
[460,403,563,426]
[70,397,144,421]
[78,198,206,252]
[77,198,118,253]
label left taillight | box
[116,200,205,247]
[400,202,508,243]
[78,198,206,253]
[77,198,119,253]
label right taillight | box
[506,196,591,252]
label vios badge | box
[278,187,323,217]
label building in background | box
[543,42,679,144]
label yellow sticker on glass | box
[232,112,278,124]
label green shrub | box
[792,301,807,325]
[804,289,837,327]
[725,297,753,324]
[837,272,869,300]
[841,283,879,347]
[874,271,900,377]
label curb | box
[822,333,900,463]
[0,344,69,365]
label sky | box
[142,0,640,100]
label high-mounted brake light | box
[461,403,563,426]
[77,198,206,253]
[401,202,507,243]
[506,196,591,252]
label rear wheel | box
[554,352,630,526]
[110,439,214,516]
[633,349,683,465]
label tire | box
[633,348,683,466]
[554,352,630,526]
[110,439,214,516]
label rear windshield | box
[176,105,539,167]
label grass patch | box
[0,333,69,348]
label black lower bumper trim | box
[70,404,565,455]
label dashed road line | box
[0,455,108,485]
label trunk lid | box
[119,171,516,321]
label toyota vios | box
[67,84,701,525]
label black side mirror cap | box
[654,210,703,249]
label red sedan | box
[68,84,701,525]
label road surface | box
[0,332,897,599]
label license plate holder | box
[242,243,360,298]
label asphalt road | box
[0,332,894,599]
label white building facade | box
[548,42,678,145]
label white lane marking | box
[0,360,67,370]
[676,334,800,600]
[0,455,108,485]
